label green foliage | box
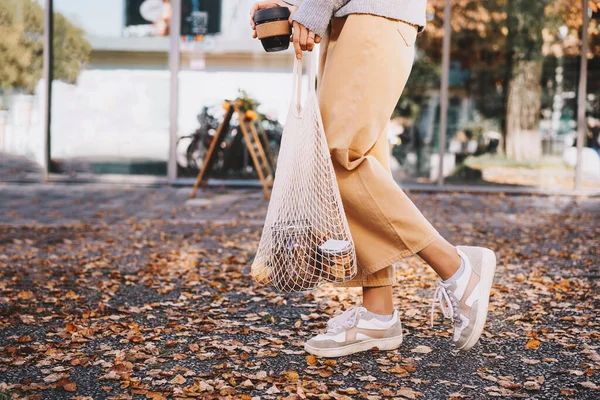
[237,89,260,112]
[0,0,33,92]
[52,7,91,87]
[0,0,91,94]
[419,0,600,135]
[506,0,548,63]
[462,119,497,139]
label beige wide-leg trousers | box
[317,15,440,287]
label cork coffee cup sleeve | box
[256,20,291,40]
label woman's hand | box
[250,0,321,60]
[292,21,321,60]
[250,1,297,37]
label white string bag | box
[251,53,357,292]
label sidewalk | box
[0,184,599,399]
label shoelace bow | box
[430,283,460,328]
[327,307,362,333]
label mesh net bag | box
[251,54,357,292]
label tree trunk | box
[505,60,543,162]
[504,0,547,162]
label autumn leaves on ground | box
[0,185,598,400]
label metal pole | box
[168,0,182,183]
[42,0,53,182]
[438,0,452,186]
[575,0,590,190]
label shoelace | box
[430,283,459,328]
[327,307,362,334]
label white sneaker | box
[431,246,497,351]
[304,306,403,358]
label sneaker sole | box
[458,247,496,351]
[304,334,403,358]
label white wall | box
[10,68,305,163]
[0,92,45,167]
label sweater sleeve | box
[291,0,350,37]
[282,0,302,6]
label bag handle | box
[291,52,317,114]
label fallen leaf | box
[525,339,540,350]
[560,388,577,396]
[43,373,66,383]
[579,381,598,390]
[266,384,280,394]
[17,290,34,300]
[145,392,166,400]
[241,379,254,388]
[169,375,186,385]
[523,381,540,390]
[398,387,422,399]
[306,354,317,366]
[57,377,77,392]
[285,371,299,383]
[389,366,409,376]
[411,345,432,354]
[296,382,307,399]
[522,358,540,365]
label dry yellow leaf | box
[17,290,34,300]
[58,377,77,392]
[285,371,299,382]
[306,354,317,366]
[169,374,186,385]
[389,365,409,376]
[63,382,77,392]
[526,339,541,350]
[146,392,166,400]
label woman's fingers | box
[307,31,315,51]
[250,1,281,29]
[299,25,309,51]
[292,21,302,59]
[292,22,319,58]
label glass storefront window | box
[426,0,600,190]
[390,47,440,183]
[50,0,171,177]
[2,0,596,189]
[175,0,298,180]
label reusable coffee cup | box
[254,7,292,52]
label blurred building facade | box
[1,0,598,190]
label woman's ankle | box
[362,285,395,315]
[418,237,461,280]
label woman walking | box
[250,0,497,358]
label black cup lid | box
[254,7,290,24]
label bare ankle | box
[362,286,395,315]
[418,238,461,280]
